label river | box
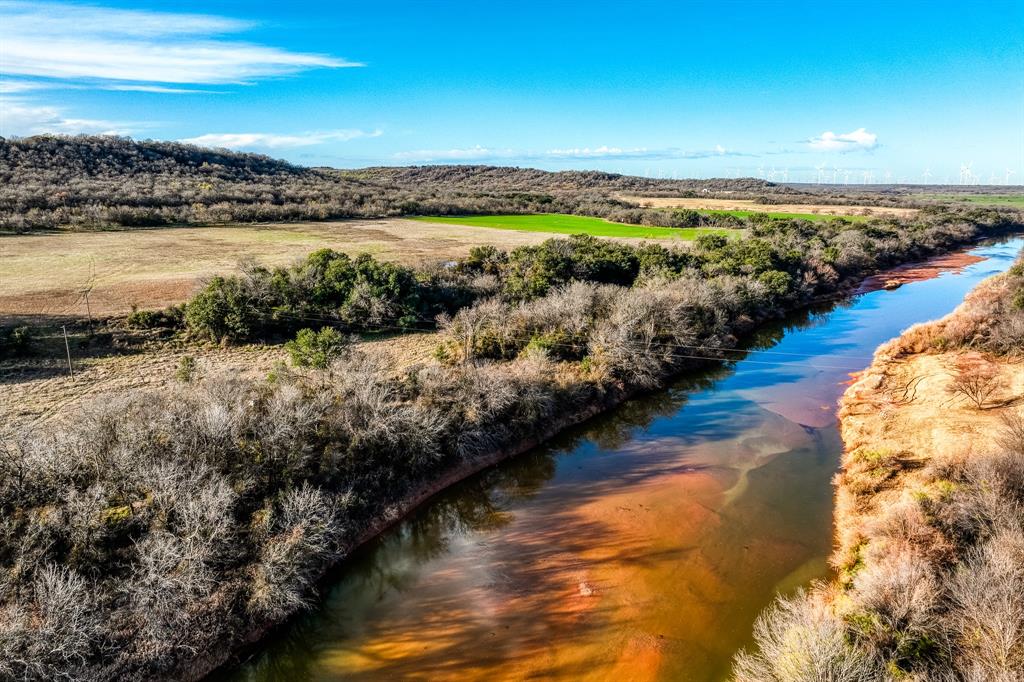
[218,237,1023,682]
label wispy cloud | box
[393,145,508,162]
[394,144,754,163]
[544,144,751,160]
[103,84,219,94]
[0,1,361,85]
[0,78,55,94]
[179,130,382,150]
[807,128,878,152]
[0,98,137,136]
[545,146,652,159]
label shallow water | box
[219,238,1023,682]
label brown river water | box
[216,238,1022,682]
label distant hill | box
[0,134,308,181]
[0,135,784,232]
[352,164,779,194]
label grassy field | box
[924,194,1024,207]
[410,213,734,239]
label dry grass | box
[0,332,440,439]
[0,220,557,319]
[618,195,919,218]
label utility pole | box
[83,289,93,328]
[62,325,74,379]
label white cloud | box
[808,128,878,152]
[0,79,54,94]
[103,84,218,94]
[393,146,504,162]
[393,144,754,163]
[0,1,361,85]
[0,98,136,136]
[0,1,249,37]
[179,130,382,150]
[545,145,647,158]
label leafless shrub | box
[851,545,941,652]
[413,363,519,458]
[253,381,331,474]
[943,311,988,349]
[989,313,1024,357]
[946,356,1004,409]
[964,446,1024,511]
[441,297,513,361]
[865,498,952,564]
[590,285,700,388]
[515,281,619,342]
[0,565,98,681]
[331,352,446,465]
[126,530,217,649]
[734,587,882,682]
[504,352,559,425]
[997,408,1024,454]
[948,527,1024,678]
[248,484,339,620]
[442,282,621,362]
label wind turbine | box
[922,167,932,183]
[832,167,839,184]
[843,169,851,185]
[1006,168,1016,185]
[757,166,766,179]
[959,161,974,185]
[814,163,826,184]
[781,167,789,182]
[884,170,892,184]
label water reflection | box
[219,237,1024,682]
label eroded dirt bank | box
[735,264,1024,679]
[836,273,1024,572]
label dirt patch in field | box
[618,195,918,218]
[0,220,554,319]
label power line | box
[27,303,877,370]
[249,309,877,365]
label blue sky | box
[1,0,1022,184]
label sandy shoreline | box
[835,274,1024,572]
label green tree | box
[184,276,260,342]
[285,327,349,369]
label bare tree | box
[734,587,883,682]
[947,356,1004,409]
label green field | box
[410,214,734,239]
[923,194,1024,207]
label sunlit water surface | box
[219,238,1023,682]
